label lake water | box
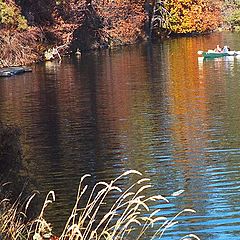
[0,32,240,239]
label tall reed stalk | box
[0,170,200,240]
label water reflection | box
[0,32,240,239]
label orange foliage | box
[165,0,223,33]
[97,0,147,45]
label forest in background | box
[0,0,239,67]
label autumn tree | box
[97,0,147,45]
[162,0,222,34]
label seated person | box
[223,46,229,53]
[214,45,222,52]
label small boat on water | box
[197,50,240,58]
[0,66,32,77]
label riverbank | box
[0,1,146,68]
[1,0,231,68]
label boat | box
[0,66,32,77]
[197,50,240,58]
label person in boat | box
[214,45,222,52]
[223,46,229,53]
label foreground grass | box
[0,170,200,240]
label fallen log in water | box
[0,66,32,77]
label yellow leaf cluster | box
[165,0,222,33]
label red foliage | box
[97,0,147,45]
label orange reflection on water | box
[168,39,210,161]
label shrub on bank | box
[0,28,44,68]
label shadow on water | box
[0,32,240,238]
